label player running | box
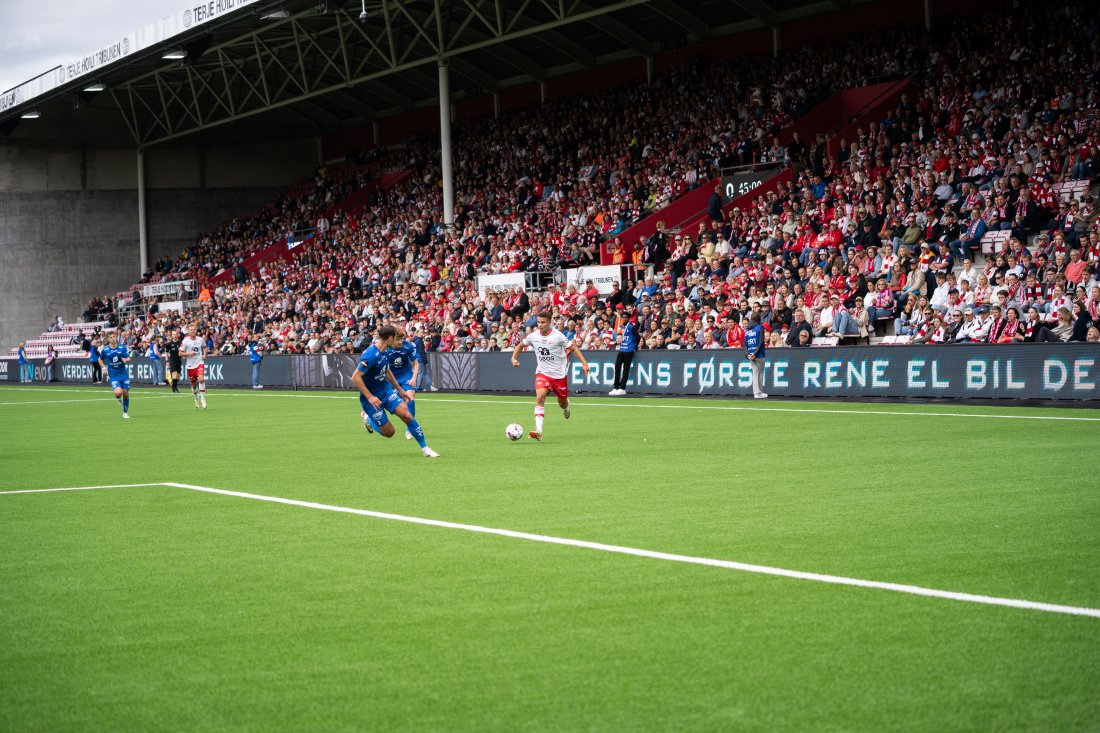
[179,324,208,409]
[386,325,422,441]
[353,324,439,458]
[98,332,132,419]
[510,311,594,441]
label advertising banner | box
[5,347,1097,401]
[562,265,622,295]
[143,280,193,298]
[473,345,1099,401]
[48,356,291,387]
[3,1,262,114]
[476,273,526,294]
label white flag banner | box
[143,280,194,298]
[2,0,262,113]
[563,265,621,295]
[477,273,526,294]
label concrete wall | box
[0,137,317,351]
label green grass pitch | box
[1,384,1098,731]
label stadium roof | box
[1,0,869,149]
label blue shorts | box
[109,376,131,391]
[396,378,415,393]
[359,389,404,427]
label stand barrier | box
[1,345,1096,401]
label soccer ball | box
[505,423,524,441]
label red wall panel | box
[547,58,644,100]
[456,93,493,121]
[653,29,772,75]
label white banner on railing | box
[158,301,185,313]
[143,279,194,298]
[1,0,262,113]
[563,265,621,295]
[477,273,526,294]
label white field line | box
[156,481,1100,620]
[1,386,1097,421]
[0,483,165,495]
[419,397,1100,422]
[0,387,148,394]
[2,479,1097,619]
[0,395,176,406]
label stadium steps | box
[7,322,113,358]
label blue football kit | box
[101,345,131,390]
[356,344,403,426]
[356,342,429,449]
[386,339,421,390]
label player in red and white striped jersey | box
[510,311,594,441]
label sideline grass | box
[1,385,1098,731]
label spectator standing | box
[17,342,30,383]
[88,336,102,383]
[745,314,767,399]
[45,345,57,383]
[412,327,433,392]
[610,305,638,396]
[146,338,164,387]
[707,184,723,222]
[248,339,264,389]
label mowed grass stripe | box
[3,384,1100,421]
[1,485,1096,732]
[3,480,1098,619]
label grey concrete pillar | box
[137,148,148,276]
[438,59,454,228]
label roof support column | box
[137,148,148,277]
[924,0,933,31]
[438,59,455,228]
[773,26,781,57]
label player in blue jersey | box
[385,325,422,441]
[98,332,132,419]
[353,324,439,458]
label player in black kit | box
[165,329,183,392]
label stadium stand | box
[10,0,1100,361]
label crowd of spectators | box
[52,1,1100,360]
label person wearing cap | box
[900,214,923,253]
[856,219,878,251]
[955,307,989,343]
[827,294,860,339]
